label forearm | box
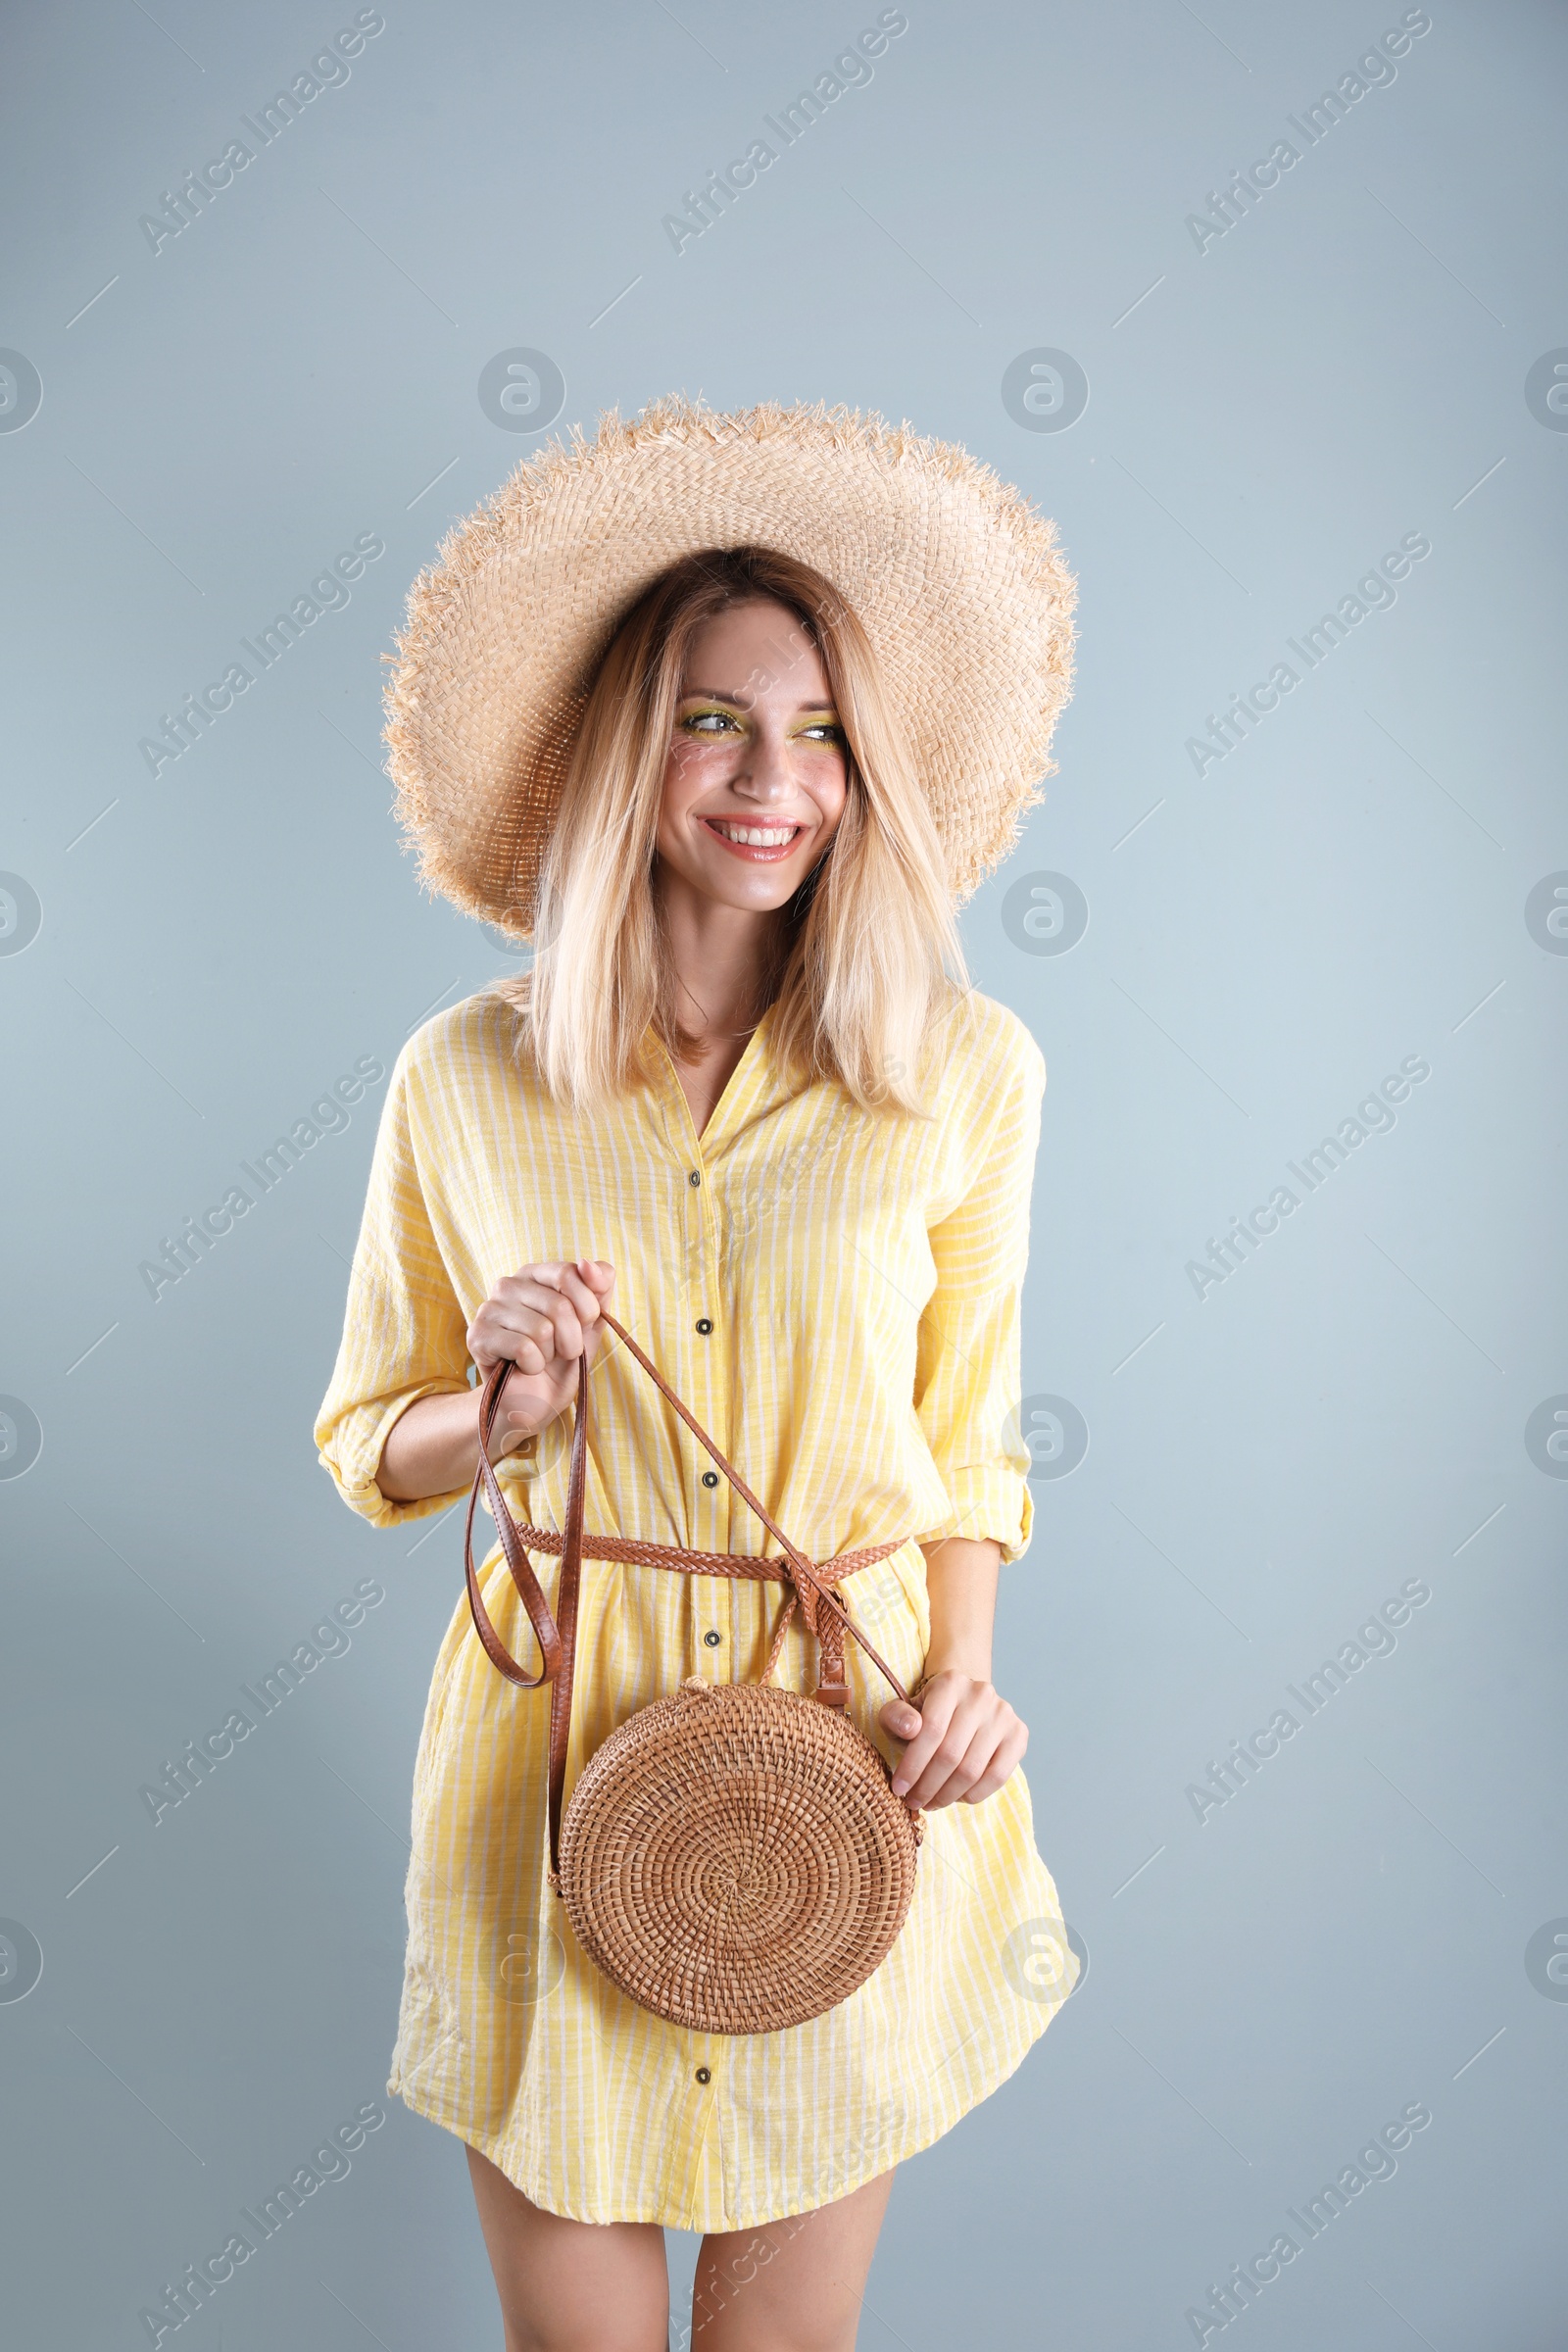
[917,1536,1001,1680]
[886,1537,1021,1806]
[377,1387,489,1502]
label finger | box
[537,1269,619,1357]
[470,1304,564,1390]
[891,1693,983,1803]
[501,1278,584,1360]
[485,1304,564,1375]
[902,1700,1000,1809]
[954,1744,1027,1807]
[920,1723,1007,1811]
[943,1718,1028,1809]
[878,1699,923,1744]
[551,1262,602,1333]
[501,1331,550,1378]
[959,1734,1029,1805]
[532,1256,610,1303]
[508,1262,583,1304]
[572,1264,615,1353]
[886,1690,954,1795]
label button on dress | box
[314,985,1078,2230]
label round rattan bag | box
[559,1678,919,2034]
[464,1309,924,2036]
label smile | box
[701,817,806,860]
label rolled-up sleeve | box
[913,1019,1046,1563]
[314,1044,473,1529]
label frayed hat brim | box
[384,395,1076,934]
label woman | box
[316,398,1078,2351]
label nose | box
[729,720,794,805]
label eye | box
[797,721,845,748]
[680,708,741,736]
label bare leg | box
[687,2169,896,2352]
[466,2142,669,2352]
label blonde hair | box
[493,547,966,1115]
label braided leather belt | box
[471,1514,906,1691]
[463,1305,915,1881]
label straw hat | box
[384,395,1076,935]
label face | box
[653,598,850,914]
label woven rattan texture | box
[558,1680,920,2034]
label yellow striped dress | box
[314,983,1077,2230]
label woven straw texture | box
[559,1680,920,2035]
[384,396,1077,934]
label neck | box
[656,865,785,1051]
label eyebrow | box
[681,686,838,711]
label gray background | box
[2,0,1565,2344]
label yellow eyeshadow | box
[678,702,745,725]
[674,702,843,738]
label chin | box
[704,864,806,911]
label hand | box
[878,1669,1028,1809]
[467,1258,615,1461]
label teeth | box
[710,821,798,847]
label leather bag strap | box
[462,1305,914,1881]
[593,1308,910,1704]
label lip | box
[699,815,809,864]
